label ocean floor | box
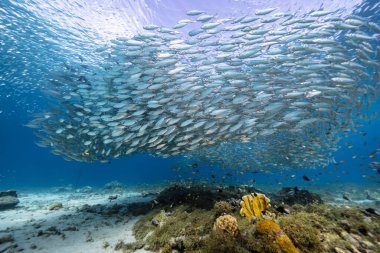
[0,184,156,253]
[0,183,379,253]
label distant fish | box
[369,162,380,170]
[302,175,310,181]
[188,164,198,169]
[365,191,376,201]
[342,193,350,201]
[108,195,118,201]
[26,7,380,172]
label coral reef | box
[254,219,298,253]
[213,214,239,237]
[278,212,325,253]
[149,184,264,210]
[240,193,270,221]
[271,187,323,205]
[111,184,380,253]
[132,205,214,252]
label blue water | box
[1,0,380,190]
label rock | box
[126,202,151,216]
[86,231,93,242]
[169,236,184,250]
[49,202,63,211]
[37,226,64,238]
[271,187,323,206]
[0,190,17,198]
[102,241,110,249]
[334,247,346,253]
[52,185,73,193]
[0,234,14,244]
[75,186,93,193]
[63,226,78,231]
[30,244,37,249]
[0,242,17,253]
[104,181,125,192]
[0,190,19,210]
[151,219,159,226]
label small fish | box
[255,8,277,15]
[302,175,310,181]
[364,208,380,217]
[188,163,198,169]
[342,193,350,201]
[369,162,380,170]
[187,10,205,16]
[369,152,377,158]
[108,195,118,201]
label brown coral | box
[213,214,239,237]
[213,200,232,216]
[256,219,299,253]
[240,192,270,221]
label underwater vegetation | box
[115,184,380,253]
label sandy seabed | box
[0,189,153,253]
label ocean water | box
[1,1,380,253]
[1,0,379,190]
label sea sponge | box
[256,219,299,253]
[213,214,239,237]
[240,192,270,221]
[213,200,232,216]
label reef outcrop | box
[271,187,323,205]
[0,190,19,211]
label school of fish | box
[28,7,380,170]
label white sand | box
[0,189,153,253]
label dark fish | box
[364,208,380,217]
[276,206,290,214]
[302,175,310,181]
[189,163,198,169]
[369,161,380,170]
[342,193,350,201]
[366,191,376,201]
[277,187,298,197]
[108,195,118,201]
[369,151,377,158]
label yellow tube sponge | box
[240,193,270,221]
[256,219,299,253]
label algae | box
[116,185,380,253]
